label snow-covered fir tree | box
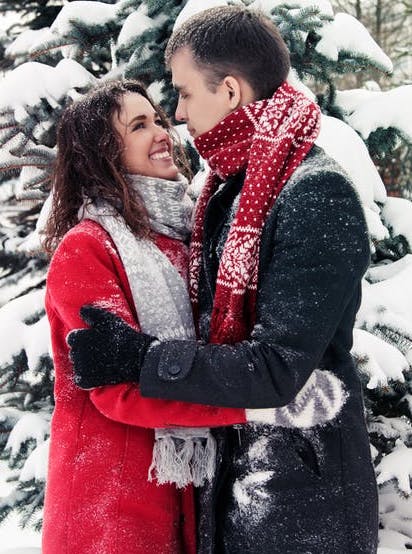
[0,0,411,548]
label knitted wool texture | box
[191,82,321,344]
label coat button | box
[168,364,182,376]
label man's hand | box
[67,305,155,389]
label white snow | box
[0,59,96,112]
[287,69,316,101]
[117,7,155,49]
[379,482,412,550]
[173,0,228,31]
[315,114,388,242]
[351,328,408,388]
[356,267,412,335]
[5,28,51,59]
[316,114,387,205]
[16,194,52,254]
[381,197,412,249]
[233,470,273,508]
[376,442,412,495]
[0,462,41,553]
[366,255,412,283]
[19,440,49,483]
[50,1,117,36]
[316,13,393,73]
[0,289,50,372]
[5,416,49,460]
[147,80,165,104]
[250,0,334,18]
[369,416,412,443]
[0,264,46,309]
[337,86,412,143]
[0,547,41,554]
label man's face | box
[171,47,236,139]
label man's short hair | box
[165,6,291,100]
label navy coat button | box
[168,364,182,376]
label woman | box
[42,79,254,554]
[43,79,345,554]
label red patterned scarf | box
[190,82,321,344]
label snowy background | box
[0,0,411,551]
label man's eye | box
[180,93,188,100]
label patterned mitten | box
[245,369,347,428]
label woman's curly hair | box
[43,79,190,255]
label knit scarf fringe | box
[148,428,217,488]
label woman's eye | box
[155,119,168,128]
[132,122,145,131]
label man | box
[68,7,378,553]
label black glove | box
[67,305,156,389]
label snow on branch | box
[5,28,51,61]
[117,6,158,50]
[19,439,49,483]
[51,1,118,36]
[5,414,49,461]
[315,13,393,73]
[352,328,408,389]
[0,289,50,376]
[336,86,412,144]
[376,442,412,496]
[173,0,228,31]
[366,255,412,284]
[0,59,96,113]
[250,0,334,19]
[356,268,412,340]
[381,197,412,251]
[315,114,388,243]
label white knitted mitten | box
[246,369,347,428]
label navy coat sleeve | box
[140,170,370,408]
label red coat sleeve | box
[46,221,247,428]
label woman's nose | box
[153,126,169,142]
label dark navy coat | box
[141,146,379,553]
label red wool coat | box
[43,220,247,554]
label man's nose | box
[175,97,186,122]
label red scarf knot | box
[190,82,321,345]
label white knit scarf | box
[80,174,216,488]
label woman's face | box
[112,92,180,180]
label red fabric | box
[43,220,246,554]
[191,82,321,344]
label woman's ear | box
[223,76,242,110]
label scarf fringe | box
[148,433,217,489]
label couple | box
[42,6,378,554]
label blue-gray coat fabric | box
[140,146,379,553]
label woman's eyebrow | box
[127,112,160,127]
[127,114,146,127]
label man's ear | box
[223,76,242,110]
[222,75,256,109]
